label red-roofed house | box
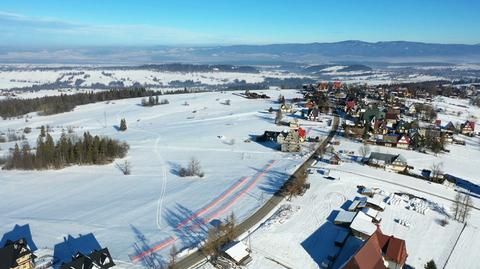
[461,120,475,136]
[342,227,408,269]
[396,135,410,150]
[334,81,343,90]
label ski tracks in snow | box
[155,135,168,230]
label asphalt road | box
[174,116,340,269]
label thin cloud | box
[0,11,244,46]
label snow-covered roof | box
[224,241,250,263]
[367,197,386,210]
[361,207,380,219]
[350,212,376,237]
[334,211,357,224]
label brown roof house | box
[341,227,408,269]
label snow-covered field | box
[0,89,332,266]
[0,68,304,90]
[244,133,480,269]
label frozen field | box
[0,89,332,265]
[0,68,304,90]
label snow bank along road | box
[174,116,340,269]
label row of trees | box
[451,192,473,223]
[0,87,200,119]
[141,96,169,106]
[202,213,236,257]
[3,132,129,170]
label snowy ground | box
[0,89,332,266]
[244,133,480,269]
[0,69,304,90]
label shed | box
[366,197,386,212]
[361,207,382,223]
[223,241,252,265]
[334,211,357,225]
[349,212,376,240]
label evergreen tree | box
[119,118,127,131]
[40,125,46,138]
[424,260,437,269]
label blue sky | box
[0,0,479,47]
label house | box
[345,126,366,139]
[277,129,301,152]
[329,154,341,165]
[223,241,252,265]
[341,227,408,269]
[368,153,408,172]
[333,81,343,90]
[378,135,399,147]
[385,109,400,125]
[0,238,36,269]
[396,135,410,149]
[373,120,387,135]
[60,248,115,269]
[280,103,295,113]
[461,120,475,136]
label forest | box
[0,87,197,119]
[3,131,129,170]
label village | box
[1,79,480,269]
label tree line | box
[3,131,129,170]
[0,87,200,119]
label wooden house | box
[368,152,408,172]
[329,154,341,165]
[461,120,476,136]
[277,130,301,152]
[0,238,36,269]
[396,135,410,149]
[60,248,115,269]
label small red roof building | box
[397,135,410,145]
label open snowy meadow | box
[0,89,331,265]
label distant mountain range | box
[1,41,480,64]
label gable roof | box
[377,234,408,265]
[89,248,115,268]
[342,227,407,269]
[0,238,35,269]
[342,231,386,269]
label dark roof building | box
[0,238,36,269]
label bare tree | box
[167,244,177,269]
[189,157,203,177]
[359,144,371,161]
[430,162,444,182]
[452,192,473,223]
[452,192,461,221]
[116,160,131,175]
[179,157,204,177]
[460,193,473,223]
